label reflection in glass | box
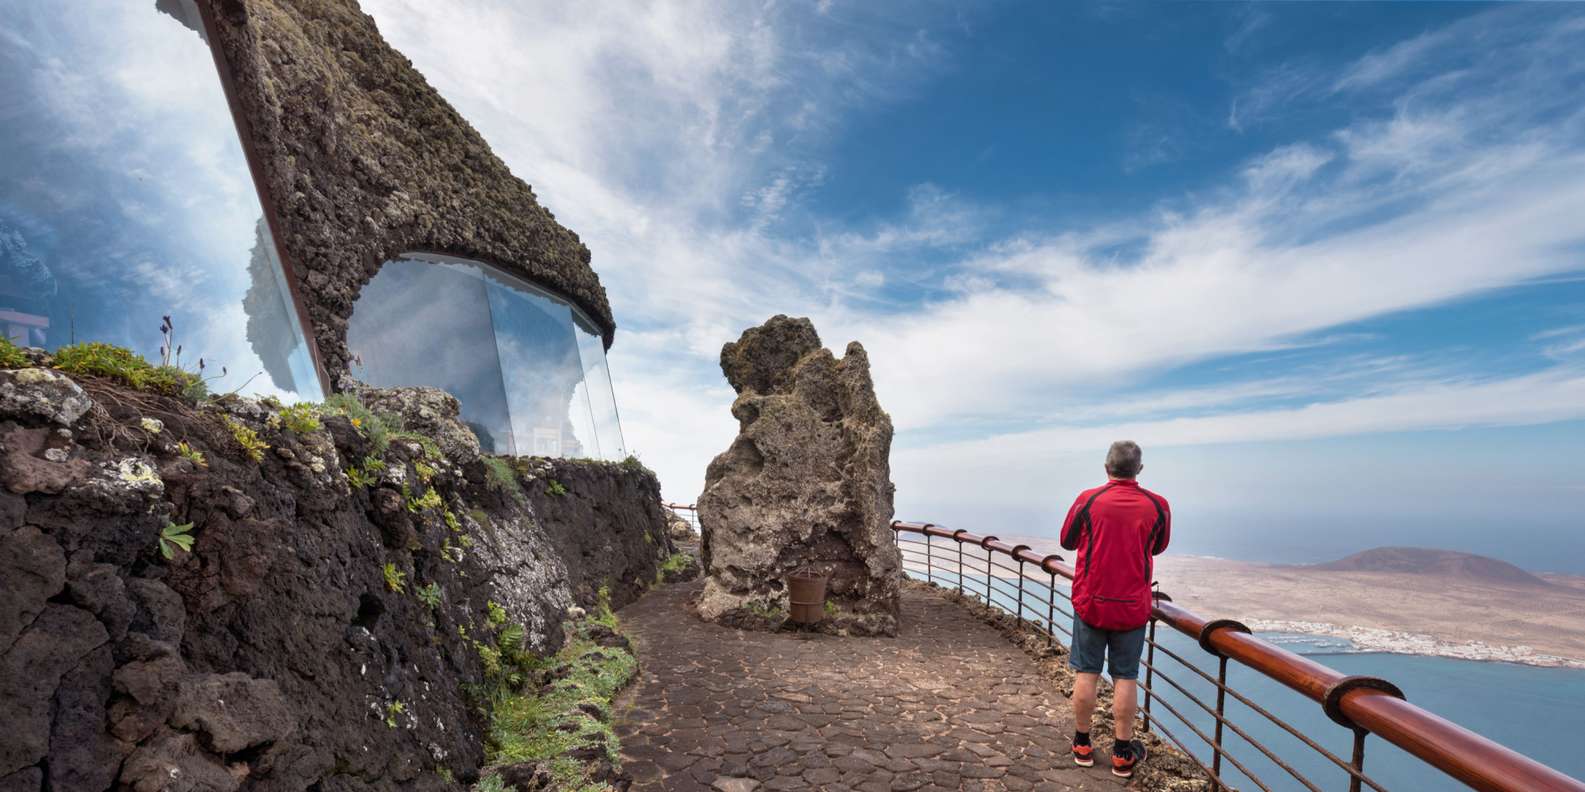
[344,257,515,454]
[0,0,322,400]
[347,253,626,460]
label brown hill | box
[1313,546,1551,587]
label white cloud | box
[358,2,1585,506]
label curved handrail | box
[891,520,1585,792]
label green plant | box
[0,336,26,369]
[53,341,207,399]
[654,553,693,583]
[482,457,523,501]
[480,613,638,786]
[416,582,442,608]
[322,392,395,454]
[415,460,436,483]
[618,454,653,477]
[279,402,321,434]
[544,479,568,497]
[385,700,406,728]
[444,510,461,533]
[824,600,839,617]
[407,486,443,513]
[436,767,454,784]
[383,562,407,593]
[222,416,269,462]
[391,429,442,461]
[346,466,374,489]
[157,521,195,559]
[175,441,207,468]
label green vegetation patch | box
[478,590,636,792]
[222,416,269,462]
[655,552,694,584]
[0,336,26,369]
[53,341,206,399]
[482,457,524,501]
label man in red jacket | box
[1059,440,1171,778]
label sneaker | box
[1112,739,1147,778]
[1072,740,1095,767]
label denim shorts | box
[1069,615,1147,680]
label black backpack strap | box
[1143,491,1167,554]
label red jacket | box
[1059,479,1171,631]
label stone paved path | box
[615,580,1130,791]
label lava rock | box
[0,368,93,427]
[696,316,902,636]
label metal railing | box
[891,521,1585,792]
[664,502,699,532]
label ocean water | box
[903,567,1585,790]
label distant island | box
[1010,538,1585,669]
[1309,546,1552,588]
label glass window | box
[0,0,322,401]
[348,253,627,461]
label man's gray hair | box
[1105,440,1143,479]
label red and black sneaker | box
[1072,740,1095,767]
[1112,739,1148,778]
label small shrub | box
[486,600,508,629]
[444,510,461,533]
[222,417,269,462]
[322,392,394,454]
[279,402,321,434]
[0,336,26,369]
[391,429,441,461]
[406,486,442,513]
[346,466,374,489]
[416,582,442,608]
[176,441,207,467]
[824,600,839,617]
[415,460,436,482]
[53,342,205,398]
[544,479,568,497]
[383,562,407,593]
[654,553,693,583]
[157,521,196,559]
[482,457,523,501]
[385,700,406,728]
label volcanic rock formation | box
[0,361,672,792]
[696,316,902,635]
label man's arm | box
[1059,494,1085,551]
[1152,496,1172,556]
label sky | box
[358,1,1585,571]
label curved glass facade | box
[346,253,626,460]
[0,0,322,400]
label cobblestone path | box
[615,580,1130,791]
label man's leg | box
[1106,624,1150,776]
[1068,615,1108,766]
[1111,678,1137,741]
[1074,672,1100,732]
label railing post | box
[1016,558,1025,627]
[1047,571,1056,647]
[1349,730,1367,792]
[1142,618,1156,733]
[956,540,964,596]
[1212,655,1230,791]
[925,535,934,585]
[985,545,993,605]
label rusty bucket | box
[787,573,829,625]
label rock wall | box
[0,365,671,792]
[696,316,903,636]
[200,0,615,382]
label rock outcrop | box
[696,316,902,636]
[0,362,672,792]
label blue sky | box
[361,1,1585,570]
